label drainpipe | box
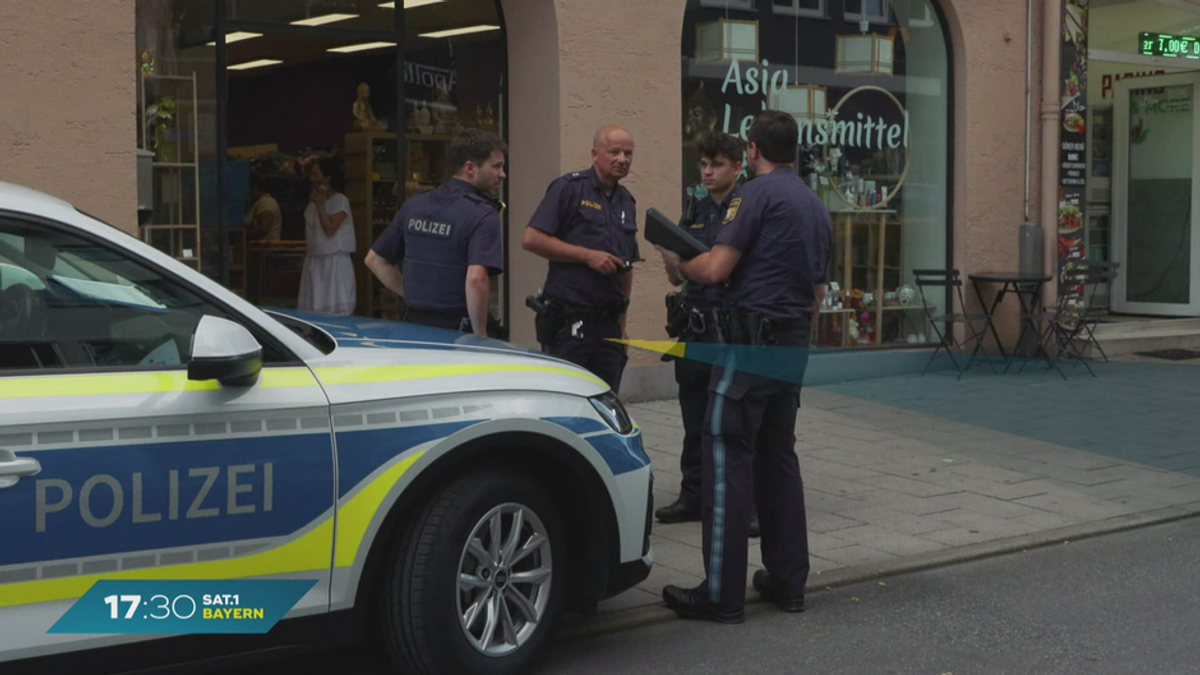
[1041,0,1062,303]
[1025,0,1033,222]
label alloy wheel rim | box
[456,502,553,657]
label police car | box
[0,181,654,674]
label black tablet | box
[645,207,711,260]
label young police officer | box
[657,110,832,623]
[657,131,760,539]
[522,125,639,393]
[365,129,507,338]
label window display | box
[682,0,951,347]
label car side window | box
[0,218,282,372]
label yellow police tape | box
[0,363,606,399]
[0,451,425,608]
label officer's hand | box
[655,245,682,269]
[587,250,624,275]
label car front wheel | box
[380,467,565,675]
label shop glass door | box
[1112,73,1200,316]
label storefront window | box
[136,0,506,322]
[682,0,950,348]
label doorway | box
[1112,71,1200,316]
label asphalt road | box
[215,517,1200,674]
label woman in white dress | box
[298,158,356,315]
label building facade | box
[6,0,1190,399]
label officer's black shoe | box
[749,511,761,538]
[662,584,745,624]
[655,499,701,524]
[752,569,805,613]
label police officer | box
[656,131,760,539]
[365,129,507,338]
[522,125,639,393]
[657,110,832,623]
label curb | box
[553,500,1200,643]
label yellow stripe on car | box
[334,451,425,567]
[0,517,333,608]
[1,449,426,608]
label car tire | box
[380,467,566,675]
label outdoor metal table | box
[968,271,1052,360]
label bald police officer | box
[657,110,832,623]
[523,125,639,393]
[657,131,759,538]
[365,129,507,338]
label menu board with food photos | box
[1059,0,1089,308]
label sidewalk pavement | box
[561,354,1200,639]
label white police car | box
[0,181,654,674]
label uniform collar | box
[445,177,501,206]
[586,166,623,198]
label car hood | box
[265,309,610,403]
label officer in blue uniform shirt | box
[523,125,639,393]
[365,129,507,338]
[656,110,832,623]
[656,131,760,539]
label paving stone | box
[929,509,1042,538]
[799,457,889,482]
[920,527,1010,547]
[1013,494,1132,521]
[806,529,860,552]
[597,587,660,613]
[803,475,880,496]
[944,462,1043,484]
[648,538,708,578]
[858,474,962,498]
[834,505,959,536]
[815,544,901,567]
[933,475,1055,501]
[807,512,869,534]
[918,492,1048,520]
[1009,510,1085,531]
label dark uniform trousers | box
[673,353,710,508]
[700,328,811,609]
[404,306,466,331]
[543,317,629,394]
[406,306,508,340]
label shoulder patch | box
[723,197,742,224]
[566,171,588,181]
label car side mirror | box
[188,315,263,387]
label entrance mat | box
[1136,349,1200,361]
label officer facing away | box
[522,125,639,393]
[656,110,833,624]
[657,131,760,539]
[365,129,507,338]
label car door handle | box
[0,450,41,489]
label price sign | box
[1140,32,1200,59]
[47,579,316,634]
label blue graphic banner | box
[48,579,317,634]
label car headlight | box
[589,391,634,435]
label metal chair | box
[912,269,997,380]
[1021,260,1120,378]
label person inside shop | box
[364,128,508,338]
[297,158,356,316]
[244,173,282,241]
[521,125,639,394]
